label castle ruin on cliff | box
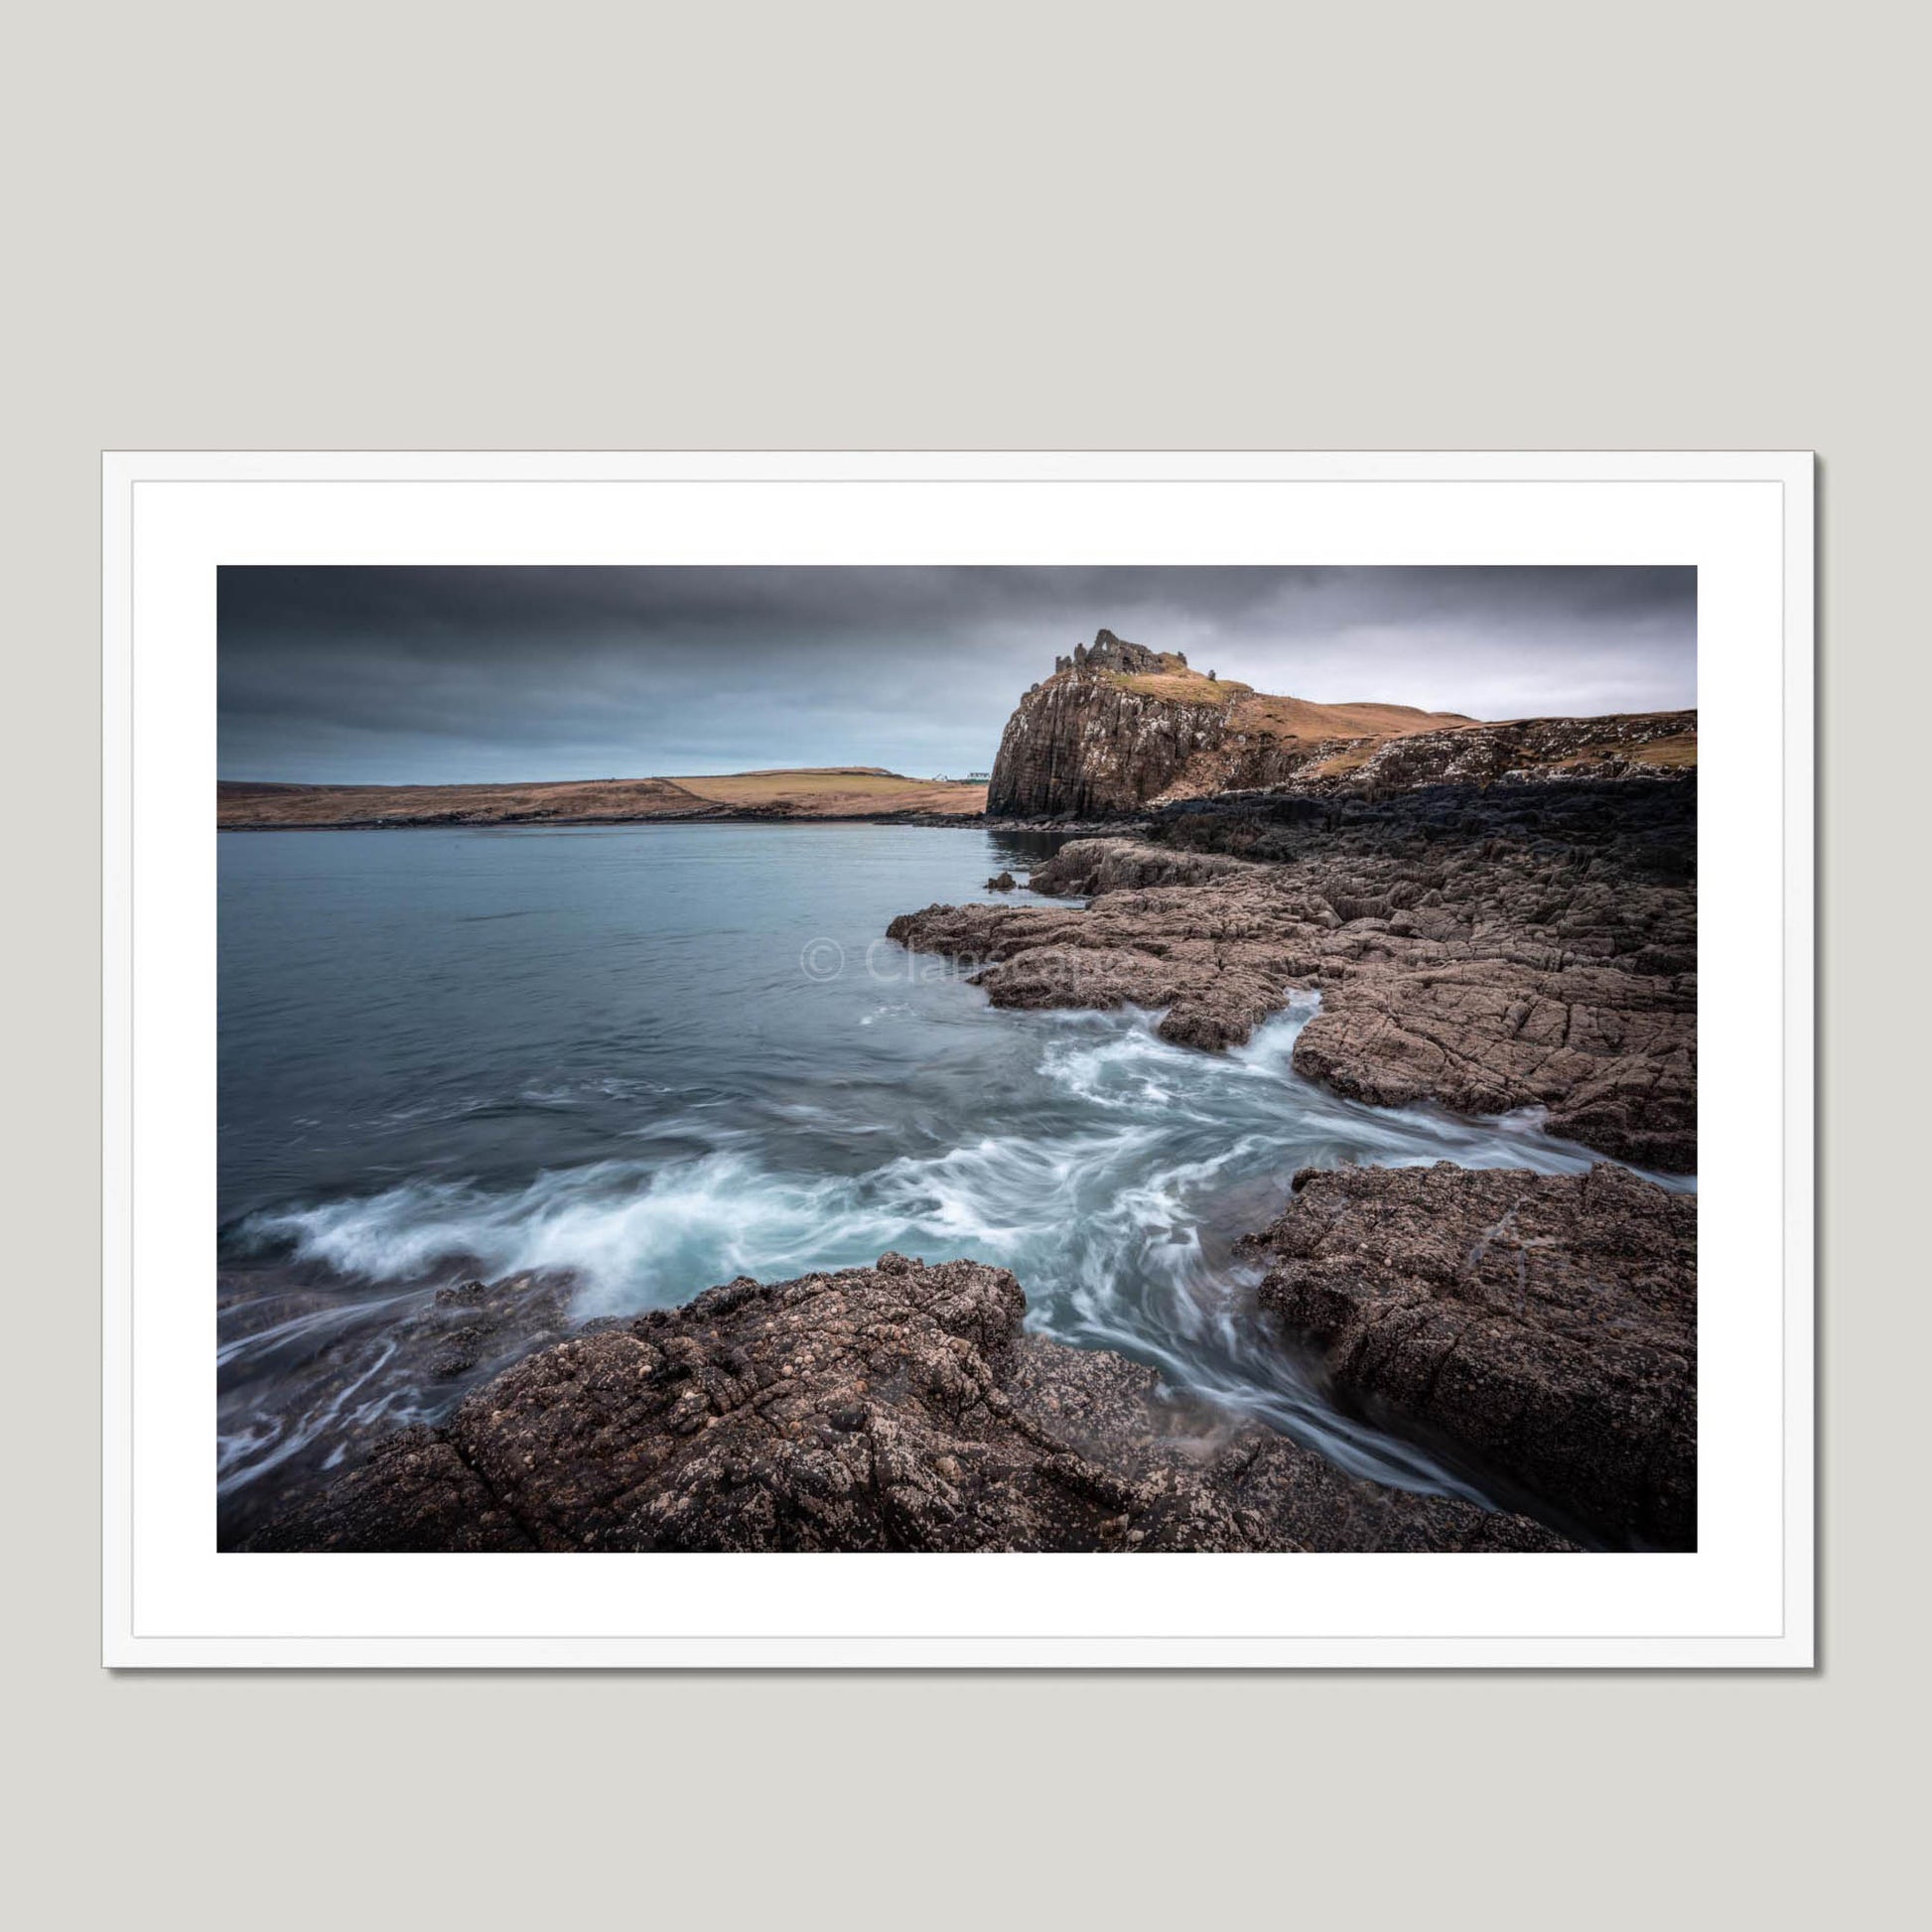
[1052,627,1182,676]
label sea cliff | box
[988,627,1694,818]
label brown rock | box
[250,1256,1574,1554]
[987,664,1232,818]
[890,778,1696,1171]
[246,1426,536,1551]
[217,1270,579,1547]
[1249,1163,1696,1548]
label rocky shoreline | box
[254,768,1696,1554]
[245,633,1695,1554]
[251,1253,1574,1553]
[894,777,1696,1172]
[1249,1163,1695,1549]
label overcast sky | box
[218,566,1697,783]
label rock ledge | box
[1250,1163,1697,1548]
[250,1255,1572,1554]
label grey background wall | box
[7,3,1918,1924]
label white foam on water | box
[243,1152,892,1317]
[227,995,1694,1509]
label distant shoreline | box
[217,809,1004,832]
[217,766,992,832]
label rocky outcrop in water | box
[1248,1163,1697,1549]
[987,652,1232,818]
[891,778,1697,1171]
[249,1255,1572,1553]
[986,628,1693,819]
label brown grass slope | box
[1102,662,1477,741]
[1229,690,1478,743]
[218,769,988,828]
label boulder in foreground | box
[250,1254,1572,1554]
[1250,1163,1696,1549]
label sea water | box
[217,822,1693,1540]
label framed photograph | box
[103,450,1813,1667]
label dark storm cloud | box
[218,566,1696,783]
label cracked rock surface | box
[889,778,1695,1170]
[249,1255,1572,1553]
[1250,1163,1697,1549]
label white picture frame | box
[103,450,1814,1668]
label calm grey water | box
[218,822,1692,1541]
